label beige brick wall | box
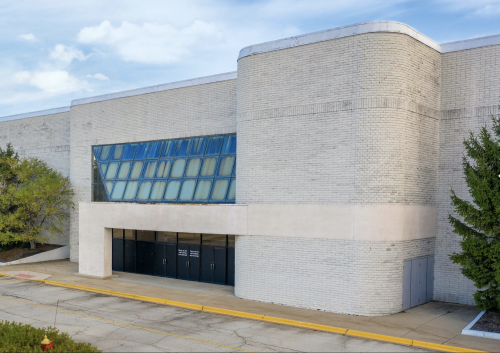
[236,32,440,205]
[69,79,237,260]
[0,111,71,245]
[436,44,500,305]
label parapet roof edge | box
[71,71,237,106]
[238,20,500,59]
[441,33,500,53]
[238,21,441,59]
[0,106,70,123]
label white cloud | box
[87,73,109,80]
[50,44,90,65]
[77,20,224,64]
[11,70,88,95]
[17,33,38,42]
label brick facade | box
[0,110,70,245]
[2,21,500,314]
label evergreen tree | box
[449,112,500,311]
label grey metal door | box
[402,260,411,310]
[410,258,428,307]
[426,256,434,302]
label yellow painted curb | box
[412,340,485,353]
[203,306,265,320]
[346,330,413,346]
[0,274,488,353]
[164,299,203,310]
[300,322,347,335]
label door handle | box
[163,259,166,265]
[187,261,190,267]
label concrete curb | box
[462,310,500,340]
[0,272,486,353]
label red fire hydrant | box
[41,335,53,351]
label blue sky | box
[1,0,499,117]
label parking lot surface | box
[0,277,428,352]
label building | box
[1,21,499,316]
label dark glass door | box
[154,243,166,277]
[188,245,200,281]
[124,239,136,273]
[165,243,177,278]
[201,246,214,283]
[214,247,226,284]
[136,241,155,275]
[112,238,124,271]
[177,244,189,280]
[227,247,235,286]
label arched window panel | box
[92,133,236,204]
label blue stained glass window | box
[190,137,207,156]
[99,163,108,176]
[135,143,149,159]
[170,159,186,178]
[222,135,237,154]
[200,157,217,177]
[130,161,143,179]
[118,162,131,179]
[194,180,211,201]
[123,144,138,160]
[217,156,235,177]
[185,159,201,177]
[111,181,126,200]
[93,147,101,159]
[165,181,181,200]
[150,181,166,200]
[211,179,229,201]
[105,182,114,195]
[162,141,176,157]
[227,179,236,201]
[206,136,224,155]
[156,160,171,178]
[99,146,113,161]
[179,180,196,201]
[92,133,236,204]
[112,145,124,161]
[148,141,163,159]
[124,181,139,200]
[106,163,119,179]
[137,181,152,200]
[175,139,190,157]
[143,161,157,179]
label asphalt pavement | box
[0,277,428,352]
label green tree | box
[449,112,500,311]
[0,151,74,250]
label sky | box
[1,0,500,117]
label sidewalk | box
[2,260,498,352]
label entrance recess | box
[112,229,235,286]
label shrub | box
[0,321,101,353]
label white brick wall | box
[436,44,500,305]
[236,32,440,205]
[235,235,435,316]
[69,79,237,260]
[234,32,440,315]
[0,111,71,245]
